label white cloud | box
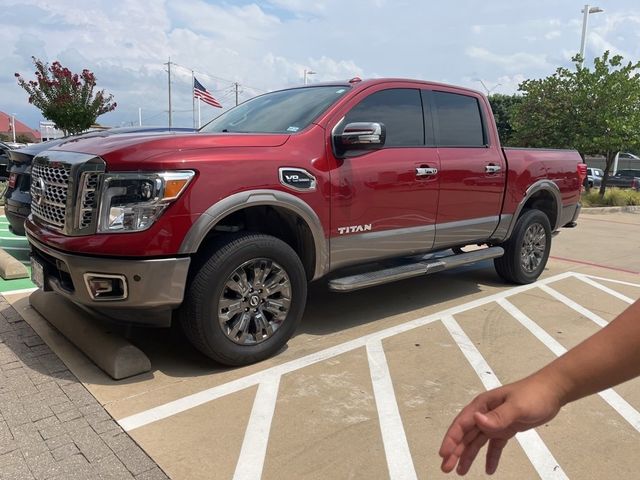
[465,47,551,72]
[3,0,640,130]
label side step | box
[328,247,504,292]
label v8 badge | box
[279,168,317,192]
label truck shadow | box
[119,260,508,382]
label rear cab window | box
[431,91,487,147]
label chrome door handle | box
[416,167,438,177]
[485,164,502,173]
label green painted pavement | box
[0,216,36,293]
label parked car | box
[0,141,14,180]
[606,169,640,190]
[25,78,586,366]
[586,167,604,188]
[4,126,196,235]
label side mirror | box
[334,122,386,156]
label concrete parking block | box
[0,249,28,280]
[29,290,151,380]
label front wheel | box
[179,233,307,366]
[494,209,551,284]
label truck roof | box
[300,78,485,98]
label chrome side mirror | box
[334,122,386,157]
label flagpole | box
[198,99,201,128]
[166,57,172,128]
[192,70,196,129]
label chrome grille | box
[31,162,71,228]
[79,172,100,229]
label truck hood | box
[49,131,290,159]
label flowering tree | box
[15,57,117,135]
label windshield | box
[200,86,350,134]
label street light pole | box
[303,69,316,85]
[579,5,604,67]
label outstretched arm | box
[439,297,640,475]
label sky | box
[1,0,639,132]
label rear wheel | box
[494,209,551,284]
[179,233,307,366]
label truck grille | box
[30,153,106,235]
[79,172,100,229]
[31,163,71,228]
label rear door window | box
[432,91,486,147]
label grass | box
[582,187,640,207]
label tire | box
[494,209,551,285]
[179,233,307,366]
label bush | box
[581,188,640,207]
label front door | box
[327,86,440,270]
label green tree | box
[512,52,640,195]
[15,57,116,136]
[488,94,523,146]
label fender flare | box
[179,189,329,280]
[498,180,563,241]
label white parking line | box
[576,274,635,304]
[233,375,281,480]
[119,271,577,431]
[2,288,38,296]
[538,285,608,328]
[498,299,640,434]
[367,340,417,480]
[581,275,640,288]
[441,315,568,479]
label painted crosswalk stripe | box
[233,375,281,480]
[441,314,568,480]
[576,274,635,304]
[367,340,417,480]
[538,285,608,327]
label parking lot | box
[3,210,640,479]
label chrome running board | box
[328,247,504,292]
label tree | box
[488,94,523,146]
[511,52,640,195]
[15,57,116,136]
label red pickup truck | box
[25,78,586,365]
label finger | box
[485,438,508,475]
[439,408,481,457]
[456,432,489,476]
[440,425,481,472]
[440,453,459,473]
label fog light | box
[83,273,128,301]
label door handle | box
[485,164,502,174]
[416,167,438,177]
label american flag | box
[194,77,223,108]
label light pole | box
[10,114,16,143]
[303,69,316,85]
[579,5,604,67]
[474,79,501,96]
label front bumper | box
[27,233,190,326]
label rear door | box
[428,89,506,249]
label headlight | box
[97,171,194,233]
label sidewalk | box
[0,294,168,480]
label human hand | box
[438,375,564,475]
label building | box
[0,111,41,142]
[39,121,64,141]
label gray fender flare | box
[179,189,329,280]
[495,180,563,242]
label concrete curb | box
[581,205,640,214]
[30,290,152,380]
[0,248,29,279]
